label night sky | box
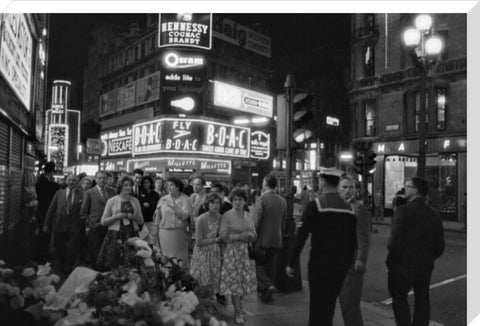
[48,13,350,109]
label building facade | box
[82,14,273,186]
[349,14,466,222]
[0,14,50,258]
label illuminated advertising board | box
[213,81,273,118]
[136,71,160,106]
[100,126,132,157]
[132,118,250,158]
[47,124,69,171]
[326,116,340,126]
[127,157,232,174]
[161,58,206,115]
[158,13,212,50]
[0,14,33,110]
[99,89,116,117]
[250,130,270,160]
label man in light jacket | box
[338,175,371,326]
[80,171,115,269]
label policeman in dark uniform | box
[286,168,357,326]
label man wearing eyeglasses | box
[387,177,445,326]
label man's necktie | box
[67,189,73,214]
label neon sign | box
[163,51,205,69]
[100,126,132,157]
[250,130,270,160]
[132,118,250,158]
[213,81,273,118]
[47,124,68,171]
[127,157,232,174]
[158,13,212,50]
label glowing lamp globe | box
[426,36,443,55]
[403,28,420,47]
[415,14,432,31]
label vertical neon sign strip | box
[47,124,69,170]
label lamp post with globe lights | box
[403,14,443,178]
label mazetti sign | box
[158,13,212,50]
[132,118,250,158]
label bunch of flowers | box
[53,237,223,326]
[0,259,62,323]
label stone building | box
[349,14,466,222]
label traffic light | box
[292,93,314,146]
[353,151,364,175]
[365,150,377,174]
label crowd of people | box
[33,162,446,326]
[34,164,286,325]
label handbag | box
[248,242,265,262]
[248,243,255,260]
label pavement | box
[217,281,448,326]
[216,281,398,325]
[223,204,456,326]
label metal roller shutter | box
[0,120,8,238]
[9,129,23,228]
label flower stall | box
[0,238,227,326]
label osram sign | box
[162,51,205,69]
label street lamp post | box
[403,14,443,178]
[284,74,295,198]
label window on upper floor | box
[364,14,375,30]
[436,30,449,61]
[138,44,143,59]
[436,88,447,130]
[365,100,376,136]
[363,45,375,77]
[414,91,429,132]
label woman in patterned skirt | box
[218,188,257,325]
[190,192,223,294]
[97,176,144,270]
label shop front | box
[373,136,466,222]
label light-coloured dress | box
[155,193,192,266]
[219,208,257,296]
[190,212,222,292]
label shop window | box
[365,100,376,136]
[363,45,375,77]
[436,88,447,130]
[384,154,458,220]
[414,91,429,132]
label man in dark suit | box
[286,168,357,326]
[43,174,83,274]
[80,171,115,269]
[254,174,287,302]
[35,161,60,262]
[387,177,445,326]
[132,168,144,198]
